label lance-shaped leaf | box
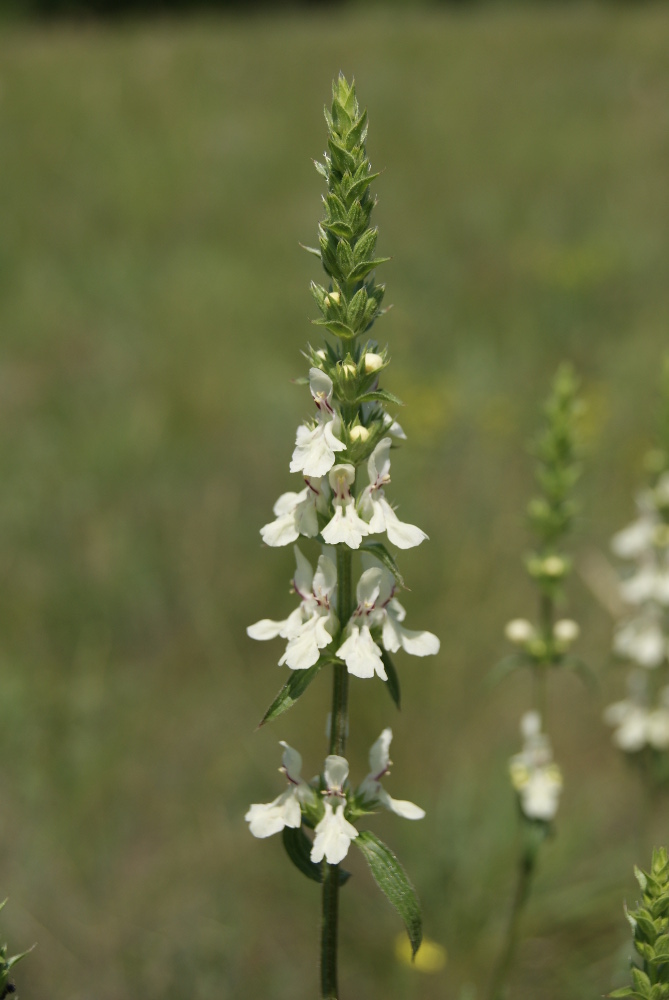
[355,830,422,957]
[360,540,406,589]
[349,257,391,283]
[358,388,403,407]
[484,653,527,690]
[259,659,328,726]
[282,826,351,886]
[381,650,401,710]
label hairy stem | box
[321,544,353,998]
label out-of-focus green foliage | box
[1,5,669,1000]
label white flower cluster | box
[509,712,562,822]
[248,549,439,676]
[604,671,669,752]
[245,730,424,865]
[261,368,427,552]
[605,475,669,753]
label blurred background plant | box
[1,2,669,999]
[604,362,669,855]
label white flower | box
[260,476,329,547]
[382,410,406,440]
[290,369,346,478]
[604,673,669,752]
[358,729,425,819]
[611,503,656,560]
[358,438,427,549]
[621,562,669,606]
[509,712,562,822]
[614,607,666,668]
[321,464,370,549]
[245,742,316,838]
[310,755,359,865]
[336,566,439,679]
[247,546,338,670]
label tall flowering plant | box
[488,365,584,1000]
[245,76,439,998]
[605,367,669,801]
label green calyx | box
[309,75,389,339]
[611,849,669,998]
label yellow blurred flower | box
[394,933,447,973]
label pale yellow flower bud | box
[553,619,579,644]
[341,362,356,378]
[349,425,370,443]
[542,555,567,578]
[505,619,534,645]
[325,291,341,306]
[363,352,384,373]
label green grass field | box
[1,5,669,997]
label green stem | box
[534,591,553,728]
[487,844,537,1000]
[321,544,353,999]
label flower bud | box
[542,555,567,578]
[364,352,384,373]
[341,362,356,378]
[505,619,534,645]
[349,425,370,443]
[326,291,341,307]
[553,619,579,645]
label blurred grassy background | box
[1,4,669,997]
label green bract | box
[610,849,669,999]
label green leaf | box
[348,171,381,201]
[360,541,406,589]
[631,967,652,998]
[654,934,669,958]
[381,650,401,709]
[607,990,636,998]
[563,655,599,693]
[353,227,378,264]
[328,138,356,175]
[336,239,355,276]
[358,388,403,407]
[347,108,368,147]
[314,160,328,179]
[347,287,368,329]
[312,319,356,340]
[349,257,391,282]
[281,827,351,886]
[484,654,527,689]
[259,660,327,726]
[355,830,422,957]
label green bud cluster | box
[611,848,669,999]
[308,74,389,343]
[527,363,582,563]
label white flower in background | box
[358,438,427,549]
[290,368,346,478]
[336,566,439,680]
[245,742,317,838]
[260,476,329,547]
[613,607,666,668]
[619,556,669,606]
[509,712,562,822]
[311,755,359,865]
[611,503,656,560]
[321,464,370,549]
[247,546,338,670]
[604,672,669,752]
[357,729,425,819]
[504,619,535,646]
